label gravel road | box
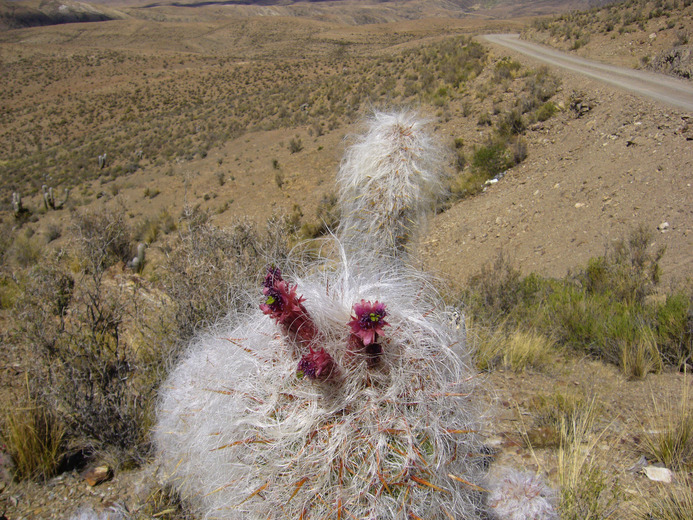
[483,33,693,112]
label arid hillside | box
[0,1,691,519]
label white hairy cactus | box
[155,111,487,519]
[486,468,558,520]
[336,110,445,254]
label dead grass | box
[1,385,64,481]
[640,375,693,471]
[557,397,621,519]
[472,322,554,372]
[637,480,693,520]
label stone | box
[83,465,113,487]
[643,465,673,483]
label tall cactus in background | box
[12,191,23,218]
[42,185,70,210]
[131,243,146,273]
[154,111,489,519]
[336,110,446,255]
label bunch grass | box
[640,374,693,471]
[1,382,64,481]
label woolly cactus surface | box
[486,468,558,520]
[155,255,486,519]
[336,110,445,255]
[155,110,488,519]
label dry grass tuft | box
[557,397,620,519]
[640,376,693,471]
[1,392,64,481]
[472,323,554,373]
[637,478,693,520]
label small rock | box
[643,465,673,483]
[628,455,648,473]
[83,465,113,487]
[658,222,669,232]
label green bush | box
[471,141,513,178]
[536,101,557,122]
[656,292,693,369]
[462,227,691,375]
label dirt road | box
[483,33,693,112]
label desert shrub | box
[15,258,148,452]
[497,109,526,137]
[512,137,528,164]
[471,140,513,178]
[656,292,692,368]
[462,227,689,375]
[9,233,44,268]
[71,208,133,272]
[494,57,522,81]
[525,66,560,104]
[160,208,292,345]
[582,225,664,306]
[465,252,544,327]
[535,101,557,122]
[288,136,303,154]
[133,217,160,245]
[300,192,340,239]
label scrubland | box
[0,2,691,518]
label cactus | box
[155,111,488,519]
[98,153,107,169]
[69,506,126,520]
[130,242,145,273]
[486,468,558,520]
[336,110,446,256]
[42,185,69,210]
[12,191,30,219]
[12,191,22,216]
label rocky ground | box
[422,38,693,289]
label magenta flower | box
[263,265,282,290]
[348,300,389,346]
[260,266,318,346]
[297,347,336,380]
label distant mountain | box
[0,0,620,29]
[0,0,125,28]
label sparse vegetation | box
[463,226,692,377]
[524,0,693,80]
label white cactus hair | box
[69,507,126,520]
[486,467,559,520]
[155,110,487,519]
[336,109,446,254]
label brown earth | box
[422,37,693,290]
